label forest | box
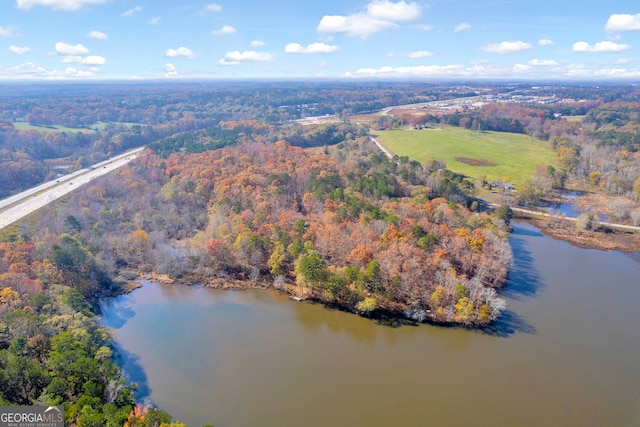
[0,79,420,198]
[2,81,640,426]
[0,240,184,425]
[0,117,515,424]
[385,92,640,216]
[11,127,512,326]
[3,81,639,204]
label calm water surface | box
[100,222,640,427]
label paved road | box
[506,204,640,232]
[368,135,394,159]
[0,147,145,230]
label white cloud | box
[0,26,17,37]
[0,62,95,79]
[61,55,106,65]
[418,24,431,31]
[211,25,236,36]
[62,67,93,77]
[454,22,471,33]
[285,42,339,54]
[318,14,392,38]
[572,40,630,52]
[538,38,554,46]
[346,64,467,78]
[217,50,275,66]
[122,6,142,17]
[595,68,640,78]
[147,17,161,25]
[165,63,178,77]
[481,40,532,54]
[165,47,196,59]
[200,3,221,16]
[512,64,532,73]
[318,0,422,38]
[16,0,109,11]
[55,42,90,55]
[9,45,31,55]
[2,63,51,77]
[60,55,82,62]
[617,58,632,65]
[366,0,421,21]
[251,40,266,47]
[605,13,640,32]
[343,59,640,79]
[528,59,558,66]
[387,50,434,58]
[87,30,107,40]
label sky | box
[1,0,640,80]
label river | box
[100,222,640,427]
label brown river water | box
[100,222,640,427]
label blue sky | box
[1,0,640,80]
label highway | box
[0,147,145,231]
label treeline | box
[0,81,484,130]
[441,104,553,138]
[3,82,638,201]
[423,101,639,204]
[0,126,512,425]
[584,101,640,152]
[277,123,362,148]
[147,121,273,157]
[25,134,511,327]
[0,116,217,199]
[0,241,185,426]
[0,80,439,197]
[147,121,363,157]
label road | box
[368,135,640,233]
[0,147,145,231]
[368,135,394,159]
[505,205,640,232]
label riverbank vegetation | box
[0,120,513,423]
[14,123,511,327]
[0,241,187,425]
[375,90,640,236]
[3,82,638,426]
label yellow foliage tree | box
[454,297,474,325]
[0,287,19,304]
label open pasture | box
[11,121,140,133]
[374,125,556,184]
[12,121,96,133]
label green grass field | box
[12,121,140,133]
[374,125,557,184]
[12,122,96,133]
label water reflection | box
[100,299,136,329]
[100,222,640,427]
[481,309,536,337]
[113,344,151,400]
[292,300,379,343]
[502,224,545,301]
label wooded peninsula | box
[1,81,639,425]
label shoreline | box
[111,219,637,328]
[525,216,640,254]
